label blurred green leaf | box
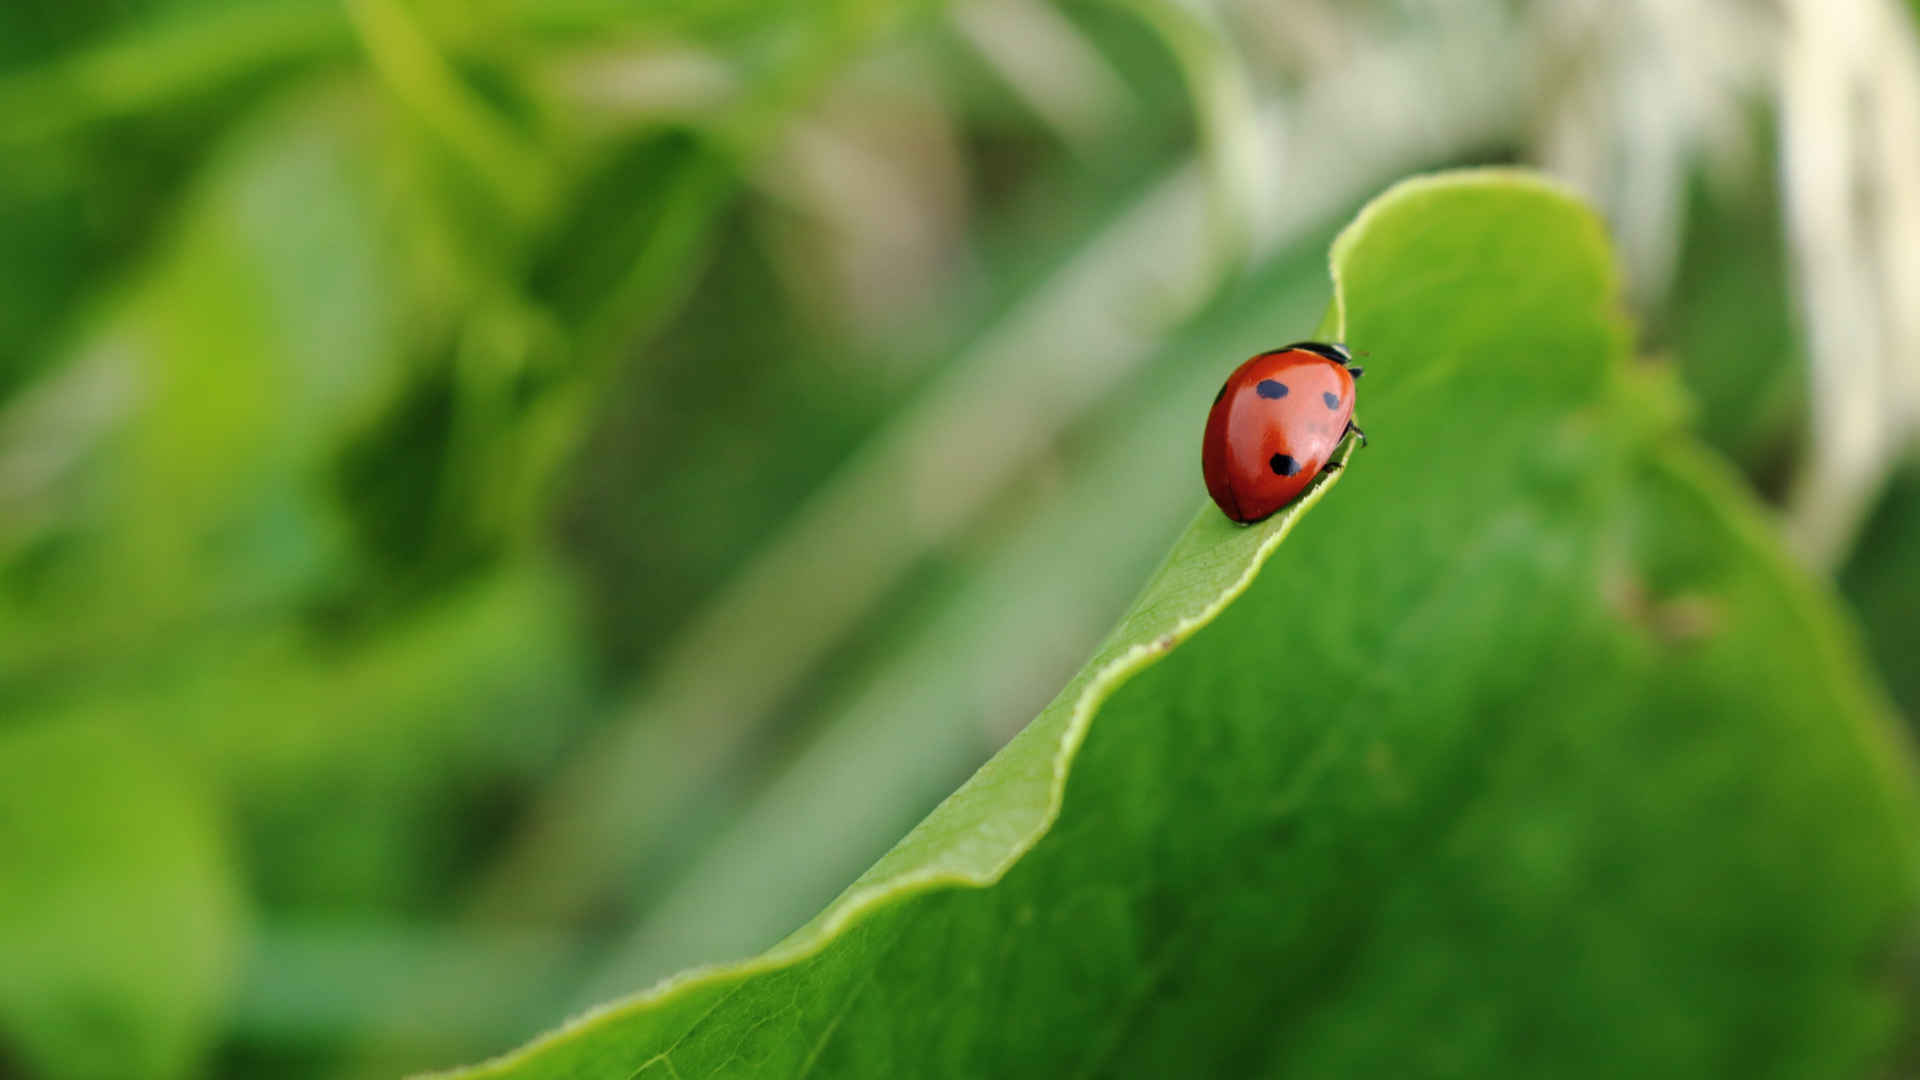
[1,84,412,684]
[209,564,594,912]
[0,73,599,928]
[0,722,244,1080]
[426,171,1919,1078]
[1659,145,1805,477]
[1841,461,1920,721]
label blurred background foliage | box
[1,1,1918,1078]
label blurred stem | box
[0,0,710,147]
[499,161,736,541]
[950,0,1132,158]
[576,148,739,364]
[1096,0,1265,285]
[712,0,941,154]
[345,0,557,225]
[0,2,351,146]
[482,3,937,554]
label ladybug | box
[1202,341,1366,524]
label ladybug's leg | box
[1348,365,1364,379]
[1320,460,1343,474]
[1345,420,1368,447]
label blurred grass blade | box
[346,0,555,222]
[950,0,1131,156]
[1105,0,1266,278]
[0,1,350,146]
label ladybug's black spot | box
[1322,391,1340,409]
[1270,453,1300,476]
[1256,380,1288,399]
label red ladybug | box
[1202,341,1366,524]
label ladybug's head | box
[1279,341,1357,371]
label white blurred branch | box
[1779,0,1920,568]
[1533,0,1774,307]
[952,0,1133,156]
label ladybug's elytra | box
[1201,341,1366,524]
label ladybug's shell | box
[1202,347,1356,523]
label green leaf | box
[1841,462,1920,721]
[0,722,244,1080]
[0,83,410,678]
[428,169,1919,1078]
[1660,155,1805,469]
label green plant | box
[425,171,1920,1079]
